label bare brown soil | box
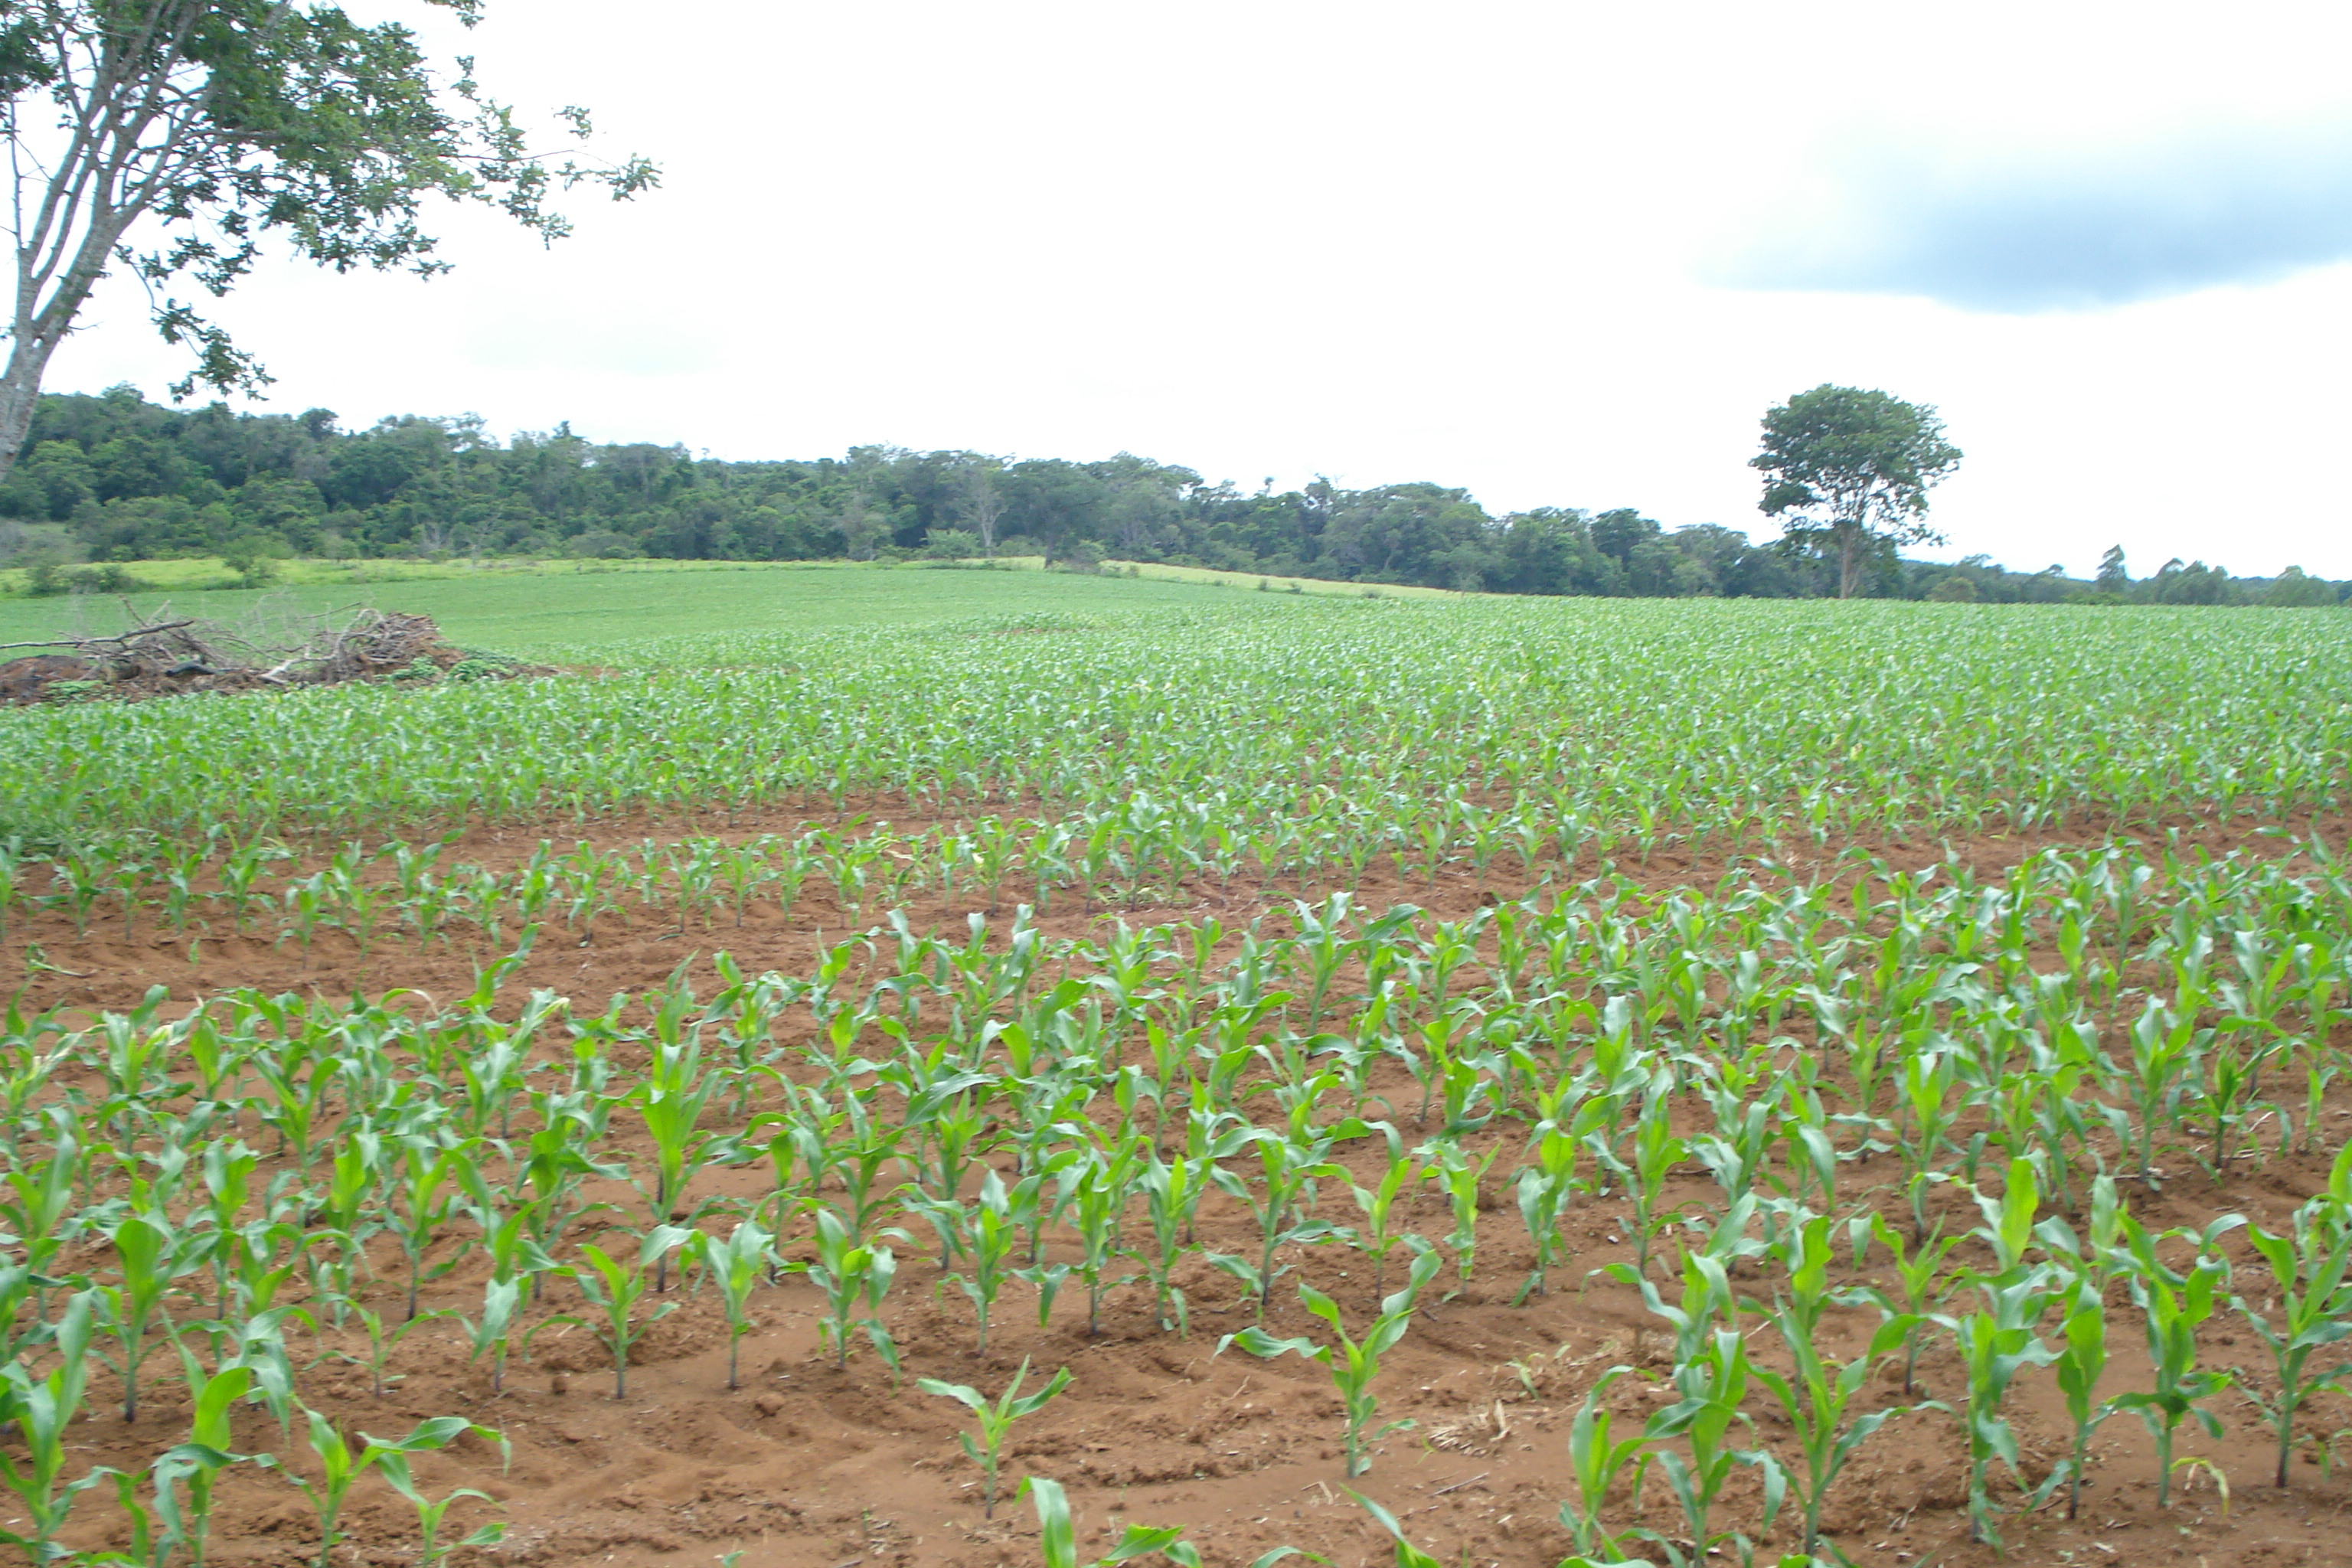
[19,803,2352,1568]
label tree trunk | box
[1837,522,1864,599]
[0,302,80,481]
[2,162,149,482]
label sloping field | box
[0,556,1411,661]
[2,583,2349,1568]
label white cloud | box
[1716,114,2352,312]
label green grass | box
[0,557,1351,662]
[1102,558,1460,600]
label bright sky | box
[41,0,2352,577]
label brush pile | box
[0,602,533,704]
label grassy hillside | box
[0,555,1415,662]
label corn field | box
[0,594,2348,1568]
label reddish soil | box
[17,802,2352,1568]
[42,1071,2352,1568]
[10,800,2344,1022]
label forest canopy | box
[0,385,2334,605]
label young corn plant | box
[791,1206,903,1374]
[1208,1127,1344,1321]
[2112,999,2198,1191]
[1893,1047,1962,1243]
[445,1276,525,1398]
[550,1225,694,1399]
[694,1219,775,1390]
[1951,1275,2061,1547]
[1514,1118,1588,1303]
[1341,1125,1420,1299]
[1354,1490,1461,1568]
[1851,1213,1962,1397]
[917,1357,1073,1518]
[922,1168,1026,1355]
[1218,1245,1439,1476]
[1139,1145,1217,1334]
[323,1298,444,1401]
[1423,1135,1498,1290]
[0,1292,120,1568]
[2050,1270,2111,1521]
[1021,1475,1297,1568]
[634,1036,733,1291]
[2109,1213,2239,1508]
[149,1365,254,1568]
[1635,1325,1783,1568]
[98,1212,208,1423]
[1555,1367,1653,1563]
[2226,1165,2352,1488]
[1621,1083,1693,1282]
[1057,1143,1142,1338]
[1747,1215,1930,1562]
[384,1136,490,1321]
[266,1410,505,1568]
[368,1443,510,1568]
[1948,1158,2067,1547]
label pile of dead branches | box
[0,601,529,705]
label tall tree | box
[949,453,1005,558]
[1752,384,1962,599]
[0,1,656,479]
[2096,545,2128,593]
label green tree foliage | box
[2,385,2334,603]
[1753,384,1964,599]
[0,389,1858,595]
[2265,567,2341,608]
[2097,545,2130,593]
[0,0,657,477]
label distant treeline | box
[0,385,2340,605]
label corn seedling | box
[267,1410,503,1568]
[1950,1272,2061,1547]
[791,1206,902,1373]
[1021,1474,1298,1568]
[2231,1192,2352,1488]
[2106,1212,2239,1509]
[1556,1367,1653,1563]
[550,1225,694,1399]
[1139,1145,1214,1334]
[694,1219,775,1390]
[1208,1126,1344,1320]
[916,1357,1073,1518]
[368,1441,511,1568]
[2049,1271,2111,1520]
[1636,1324,1782,1568]
[1219,1245,1439,1476]
[147,1364,253,1568]
[1422,1136,1498,1289]
[99,1214,207,1423]
[920,1168,1027,1354]
[0,1292,119,1568]
[1747,1216,1929,1560]
[1341,1125,1420,1299]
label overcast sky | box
[42,1,2352,577]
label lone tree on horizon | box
[1753,384,1962,599]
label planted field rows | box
[2,594,2350,1568]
